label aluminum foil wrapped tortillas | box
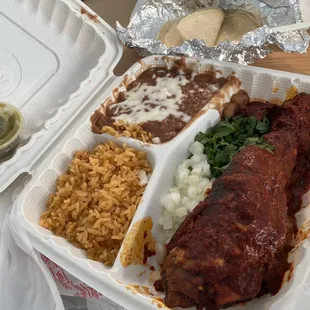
[116,0,310,65]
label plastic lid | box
[0,102,23,160]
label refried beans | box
[91,67,227,143]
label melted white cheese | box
[109,74,192,124]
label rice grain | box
[102,120,153,143]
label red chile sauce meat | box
[91,67,226,143]
[160,93,310,310]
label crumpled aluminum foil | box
[116,0,310,64]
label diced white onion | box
[187,201,198,212]
[138,170,148,186]
[152,137,161,144]
[190,154,201,164]
[159,141,214,243]
[174,207,187,218]
[187,184,197,198]
[169,186,179,193]
[163,218,173,230]
[189,141,204,155]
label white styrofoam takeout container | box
[0,0,122,192]
[4,0,310,308]
[13,46,310,310]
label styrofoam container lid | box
[0,0,122,192]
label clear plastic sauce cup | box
[0,102,23,162]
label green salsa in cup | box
[0,102,23,162]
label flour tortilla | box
[215,10,260,45]
[177,8,225,47]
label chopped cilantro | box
[195,115,274,178]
